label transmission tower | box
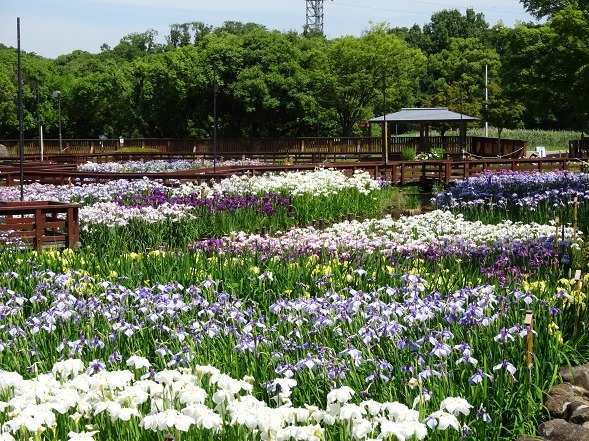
[305,0,325,33]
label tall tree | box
[423,37,500,119]
[520,0,589,19]
[481,85,525,153]
[132,46,209,137]
[420,8,489,54]
[227,29,315,137]
[314,24,425,136]
[110,30,164,61]
[496,23,582,128]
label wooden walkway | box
[0,157,578,187]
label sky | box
[1,0,538,59]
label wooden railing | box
[0,135,527,158]
[0,157,573,188]
[0,162,384,187]
[387,157,570,185]
[569,139,589,158]
[0,201,81,249]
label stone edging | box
[517,363,589,441]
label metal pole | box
[53,90,62,152]
[17,18,24,201]
[213,64,217,173]
[484,64,489,138]
[37,87,44,161]
[58,92,62,152]
[460,82,465,153]
[382,70,388,164]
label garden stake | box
[200,187,205,201]
[553,217,559,269]
[523,310,534,369]
[574,197,578,244]
[574,269,583,337]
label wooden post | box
[524,310,534,368]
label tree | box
[520,0,589,19]
[130,46,210,138]
[0,47,63,139]
[496,22,584,128]
[66,57,137,138]
[110,30,164,61]
[481,86,525,154]
[313,24,426,136]
[166,22,213,49]
[422,37,500,120]
[420,8,489,54]
[226,29,317,137]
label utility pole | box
[52,90,63,152]
[37,87,44,161]
[305,1,325,33]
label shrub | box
[401,147,416,160]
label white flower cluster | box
[0,358,472,441]
[210,209,579,259]
[79,201,198,230]
[333,209,580,246]
[205,168,380,197]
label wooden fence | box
[388,157,569,185]
[0,135,527,159]
[0,157,572,188]
[569,139,589,158]
[0,201,81,249]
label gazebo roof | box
[368,107,478,123]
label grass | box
[465,128,581,152]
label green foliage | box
[420,8,489,54]
[81,186,395,251]
[460,127,581,151]
[315,24,426,136]
[481,90,525,141]
[401,147,416,160]
[422,37,500,119]
[0,13,588,140]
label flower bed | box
[0,168,587,440]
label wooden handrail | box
[0,201,81,249]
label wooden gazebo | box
[368,107,478,160]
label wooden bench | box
[0,201,81,249]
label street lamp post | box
[382,70,388,165]
[52,90,62,152]
[212,64,217,173]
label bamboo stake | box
[574,270,582,337]
[553,216,559,269]
[574,197,578,245]
[524,310,534,369]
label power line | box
[329,0,532,18]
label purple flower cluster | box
[112,189,293,216]
[434,170,589,210]
[190,229,568,283]
[1,269,527,401]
